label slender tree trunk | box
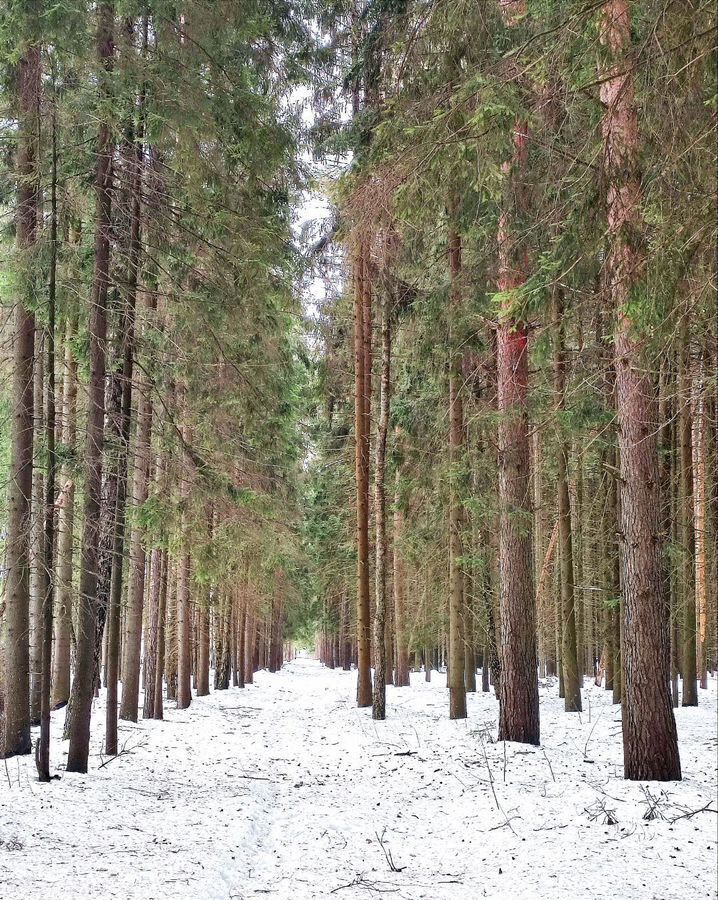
[495,117,539,744]
[607,443,623,705]
[153,549,168,719]
[142,546,162,718]
[532,431,546,677]
[36,100,59,780]
[197,586,211,697]
[553,289,581,712]
[119,427,152,719]
[94,312,124,697]
[243,602,255,685]
[2,39,40,759]
[372,292,391,720]
[354,241,372,707]
[236,592,246,689]
[574,456,588,676]
[119,331,153,721]
[692,359,708,690]
[176,543,192,708]
[448,223,467,720]
[393,466,410,687]
[215,591,231,690]
[52,316,78,709]
[107,29,145,737]
[600,0,680,780]
[679,333,697,706]
[29,330,45,726]
[66,3,115,774]
[231,594,239,685]
[164,558,177,699]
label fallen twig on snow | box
[98,735,148,769]
[542,748,556,783]
[669,801,716,823]
[640,785,666,821]
[479,736,518,835]
[375,828,406,873]
[582,710,603,762]
[585,797,618,825]
[330,874,400,894]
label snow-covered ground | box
[2,660,716,900]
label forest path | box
[1,659,716,899]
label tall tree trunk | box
[607,443,623,705]
[372,291,391,720]
[354,241,372,706]
[66,2,115,775]
[600,0,680,780]
[52,315,78,709]
[119,325,153,721]
[236,592,246,689]
[176,542,192,708]
[164,559,177,699]
[393,465,410,687]
[679,332,697,706]
[36,97,59,780]
[197,588,211,697]
[692,359,708,690]
[195,506,212,696]
[142,546,162,718]
[215,591,231,690]
[119,375,152,721]
[29,330,45,726]
[106,28,145,737]
[94,311,124,697]
[532,431,546,676]
[553,289,581,712]
[575,456,588,676]
[448,224,467,720]
[152,549,168,719]
[176,387,192,709]
[243,600,255,685]
[495,117,539,744]
[3,38,40,759]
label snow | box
[1,659,716,900]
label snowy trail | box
[2,659,716,900]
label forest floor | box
[1,659,716,900]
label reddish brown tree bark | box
[600,0,681,780]
[495,117,539,745]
